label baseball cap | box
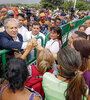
[39,13,45,17]
[1,8,7,12]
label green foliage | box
[7,3,40,8]
[76,1,88,10]
[40,0,64,10]
[61,0,74,11]
[88,6,90,10]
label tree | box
[76,1,88,10]
[61,0,74,11]
[40,0,64,10]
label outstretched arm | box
[21,38,38,60]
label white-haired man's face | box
[6,20,18,39]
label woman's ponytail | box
[66,71,87,100]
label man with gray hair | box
[0,18,29,51]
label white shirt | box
[25,31,45,45]
[18,26,28,41]
[24,31,45,59]
[15,36,27,49]
[85,27,90,35]
[45,39,59,54]
[0,27,5,32]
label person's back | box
[0,58,42,100]
[43,72,67,100]
[71,38,90,98]
[1,85,37,100]
[25,49,54,98]
[43,46,87,100]
[1,84,41,100]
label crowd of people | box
[0,6,90,100]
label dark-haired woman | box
[45,26,62,74]
[0,58,42,100]
[72,38,90,72]
[45,26,62,54]
[42,46,87,100]
[71,38,90,100]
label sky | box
[0,0,41,4]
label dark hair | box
[17,13,25,19]
[39,9,45,14]
[78,25,86,30]
[5,58,28,93]
[87,35,90,41]
[32,22,41,27]
[55,18,61,22]
[73,39,90,71]
[74,31,87,39]
[57,46,87,100]
[50,26,62,44]
[51,18,55,22]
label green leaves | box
[76,1,88,10]
[40,0,64,9]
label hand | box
[21,39,38,60]
[26,38,38,50]
[14,52,22,58]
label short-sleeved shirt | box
[43,72,88,100]
[45,39,59,54]
[42,72,67,100]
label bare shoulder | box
[0,80,8,90]
[33,95,41,100]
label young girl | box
[45,26,62,54]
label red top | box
[25,64,53,98]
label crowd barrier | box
[26,36,44,65]
[0,16,90,77]
[45,16,90,47]
[0,36,44,76]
